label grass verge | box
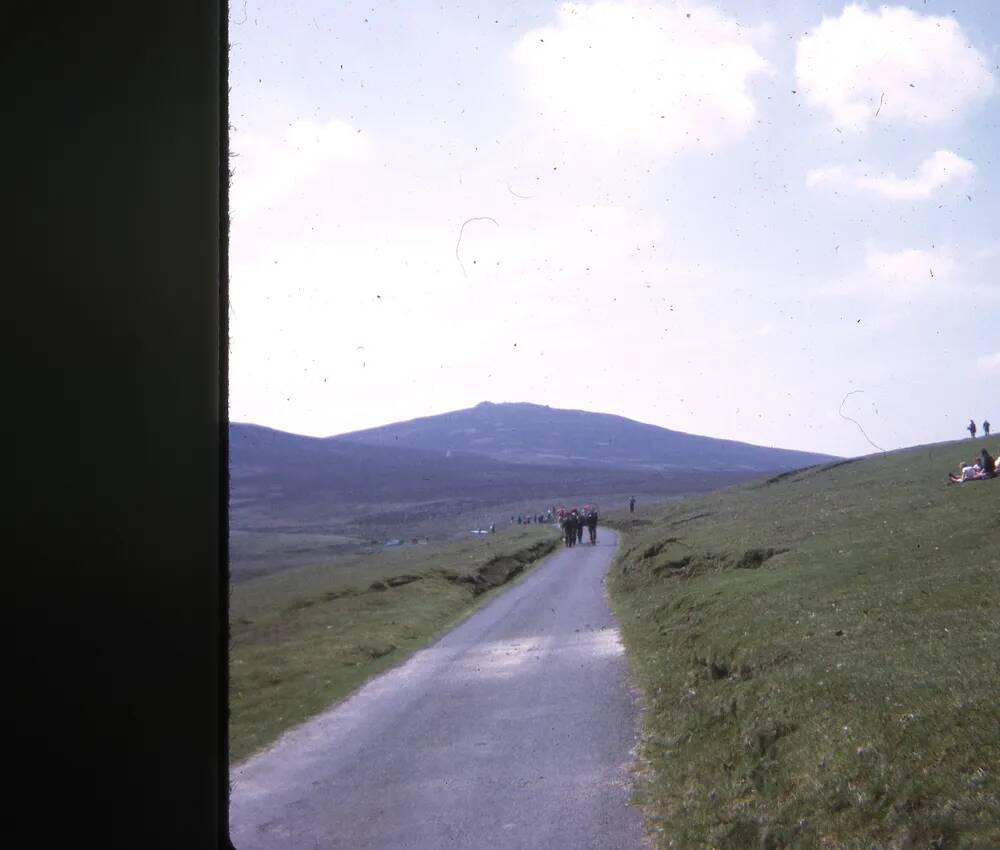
[229,525,559,764]
[606,438,1000,848]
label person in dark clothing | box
[629,497,636,513]
[586,509,598,544]
[968,420,977,438]
[576,510,584,544]
[561,512,577,547]
[980,448,996,478]
[984,420,991,438]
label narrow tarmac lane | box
[229,528,648,850]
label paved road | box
[229,529,648,850]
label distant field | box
[229,530,373,581]
[229,525,560,764]
[229,489,705,581]
[606,438,1000,848]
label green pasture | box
[606,438,999,848]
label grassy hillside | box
[606,438,1000,848]
[229,525,559,764]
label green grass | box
[606,438,1000,849]
[229,524,559,764]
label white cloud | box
[816,243,1000,305]
[806,165,846,188]
[865,245,955,286]
[806,150,975,200]
[795,4,995,131]
[815,243,975,304]
[978,353,1000,375]
[855,151,975,200]
[230,118,370,217]
[511,1,771,152]
[228,202,662,354]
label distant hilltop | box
[328,401,839,473]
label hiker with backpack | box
[968,420,977,439]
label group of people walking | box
[557,506,598,547]
[512,510,554,525]
[967,419,991,439]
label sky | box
[227,1,999,458]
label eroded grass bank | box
[230,525,559,764]
[607,439,1000,848]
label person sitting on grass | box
[948,449,996,482]
[949,459,982,483]
[979,448,996,479]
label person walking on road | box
[561,511,577,547]
[968,419,977,439]
[586,508,598,545]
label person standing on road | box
[968,419,977,439]
[984,420,991,438]
[629,497,636,513]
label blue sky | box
[228,1,999,457]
